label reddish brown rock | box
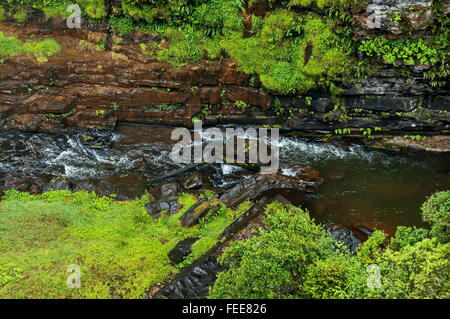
[225,86,272,109]
[25,94,77,114]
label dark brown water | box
[0,124,449,235]
[279,138,450,235]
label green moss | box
[36,56,48,63]
[157,27,202,65]
[13,9,27,24]
[209,199,450,299]
[39,1,73,18]
[223,12,352,94]
[0,32,23,57]
[23,39,61,57]
[0,33,61,60]
[287,0,353,9]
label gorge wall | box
[0,0,449,134]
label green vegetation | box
[223,13,352,94]
[0,190,247,298]
[23,39,61,58]
[359,37,438,66]
[2,0,106,20]
[209,192,450,299]
[0,32,23,57]
[12,9,27,24]
[0,5,5,21]
[3,0,448,92]
[404,135,426,141]
[421,190,450,243]
[142,104,182,111]
[0,32,61,61]
[359,12,449,87]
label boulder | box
[180,172,207,190]
[148,182,180,199]
[220,166,323,208]
[145,182,181,218]
[145,197,180,219]
[168,237,199,265]
[179,198,222,227]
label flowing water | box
[1,123,449,235]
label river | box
[1,123,449,236]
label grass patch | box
[0,190,247,298]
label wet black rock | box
[77,131,115,149]
[154,256,225,299]
[219,197,269,240]
[220,166,322,208]
[145,196,180,219]
[168,237,199,266]
[180,172,207,190]
[44,176,72,192]
[354,225,374,240]
[72,174,148,200]
[325,223,362,252]
[1,176,37,195]
[311,98,334,113]
[72,180,97,193]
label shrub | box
[110,16,135,35]
[421,191,450,243]
[390,226,430,249]
[210,199,450,299]
[209,203,338,298]
[13,9,27,24]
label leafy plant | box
[210,195,450,299]
[421,191,450,243]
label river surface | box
[1,123,449,236]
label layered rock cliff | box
[0,0,449,134]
